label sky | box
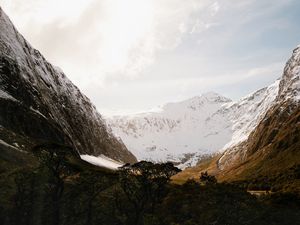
[1,0,300,115]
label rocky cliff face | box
[216,46,300,180]
[0,8,136,164]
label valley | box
[0,5,299,225]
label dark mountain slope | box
[0,7,136,164]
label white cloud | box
[1,0,218,80]
[0,0,296,114]
[1,0,94,25]
[210,2,220,16]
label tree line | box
[0,143,299,225]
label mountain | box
[108,92,231,167]
[108,79,280,168]
[0,7,136,165]
[215,45,300,181]
[173,45,300,184]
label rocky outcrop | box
[0,7,136,164]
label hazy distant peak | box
[161,92,231,111]
[179,92,232,108]
[200,91,232,102]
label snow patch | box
[29,106,47,119]
[80,154,124,170]
[0,89,17,101]
[0,139,25,152]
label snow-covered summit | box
[161,92,231,114]
[108,45,300,169]
[278,45,300,102]
[108,83,279,168]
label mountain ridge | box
[215,45,300,177]
[108,77,280,168]
[0,7,136,164]
[173,45,299,183]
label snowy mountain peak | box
[109,45,300,167]
[108,82,280,168]
[200,91,232,102]
[184,92,230,104]
[162,92,231,114]
[278,45,300,101]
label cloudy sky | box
[1,0,300,115]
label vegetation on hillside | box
[0,144,299,225]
